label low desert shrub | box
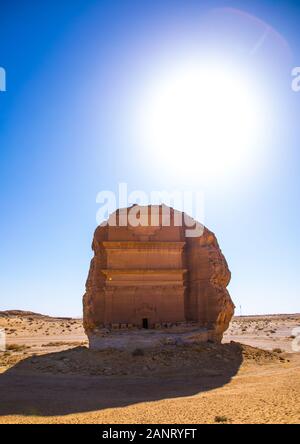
[132,348,144,357]
[6,343,28,352]
[215,415,229,423]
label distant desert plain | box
[0,311,299,424]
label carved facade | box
[83,205,234,344]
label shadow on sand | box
[0,342,243,417]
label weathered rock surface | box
[83,205,234,348]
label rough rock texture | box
[83,205,234,348]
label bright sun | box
[136,61,265,182]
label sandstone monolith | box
[83,205,234,349]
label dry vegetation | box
[224,314,300,352]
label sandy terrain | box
[224,314,300,352]
[0,311,299,424]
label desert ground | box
[0,311,299,424]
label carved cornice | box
[100,241,185,250]
[101,268,187,274]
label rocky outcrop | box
[83,205,234,348]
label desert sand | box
[0,311,299,424]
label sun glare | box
[136,61,266,182]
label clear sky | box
[0,0,299,316]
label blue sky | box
[0,0,299,316]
